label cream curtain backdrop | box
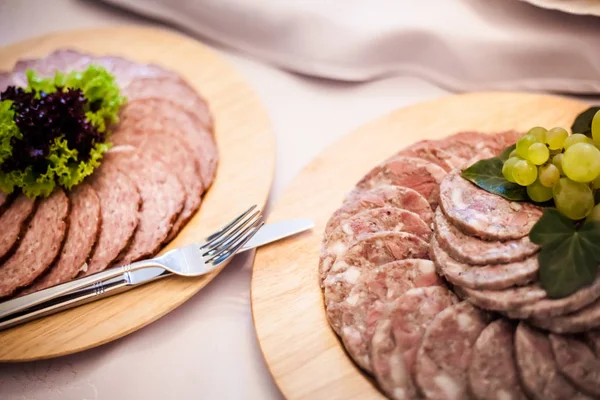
[99,0,600,93]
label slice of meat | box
[21,184,101,294]
[89,55,176,88]
[468,319,528,400]
[529,297,600,334]
[439,170,542,240]
[116,98,218,190]
[585,330,600,356]
[405,132,495,165]
[85,165,141,275]
[0,71,15,92]
[434,207,539,265]
[0,189,69,298]
[431,236,539,290]
[335,260,444,371]
[0,195,36,262]
[105,149,185,266]
[395,147,459,172]
[124,76,213,131]
[456,284,546,312]
[506,276,600,319]
[0,191,9,212]
[325,185,433,236]
[323,232,430,335]
[414,301,492,400]
[319,207,431,281]
[356,156,447,208]
[11,49,94,87]
[515,323,592,400]
[488,130,522,153]
[371,286,458,400]
[112,130,204,243]
[549,334,600,397]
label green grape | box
[538,163,560,187]
[586,203,600,222]
[562,142,600,183]
[502,157,520,183]
[528,127,547,143]
[564,133,592,150]
[592,110,600,145]
[512,159,537,186]
[552,153,565,175]
[527,180,553,203]
[546,127,569,150]
[508,149,518,159]
[553,177,594,220]
[528,143,550,165]
[516,134,538,159]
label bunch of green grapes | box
[502,110,600,221]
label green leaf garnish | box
[461,157,527,201]
[530,209,600,298]
[0,65,124,198]
[571,106,600,138]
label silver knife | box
[0,218,313,330]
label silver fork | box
[0,205,264,321]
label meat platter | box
[251,93,598,400]
[0,48,218,298]
[0,27,274,361]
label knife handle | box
[0,262,143,320]
[0,278,130,332]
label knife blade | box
[0,218,313,330]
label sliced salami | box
[21,184,101,294]
[355,156,447,208]
[549,334,600,397]
[323,232,430,334]
[414,301,492,400]
[106,149,185,265]
[431,236,538,290]
[457,284,546,312]
[371,286,458,400]
[325,185,433,236]
[506,275,600,319]
[0,194,36,263]
[396,146,459,172]
[112,129,204,242]
[434,207,538,265]
[406,132,495,165]
[336,260,444,371]
[12,49,93,84]
[515,323,592,400]
[85,165,141,275]
[529,297,600,334]
[439,170,542,240]
[124,76,213,131]
[0,189,69,298]
[468,319,528,400]
[117,98,218,189]
[585,330,600,356]
[320,207,431,281]
[89,55,175,88]
[0,191,9,213]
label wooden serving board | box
[251,92,587,400]
[0,27,275,361]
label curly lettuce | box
[0,65,124,198]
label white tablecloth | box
[0,1,595,399]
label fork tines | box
[201,205,264,265]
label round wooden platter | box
[0,27,275,361]
[251,92,587,400]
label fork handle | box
[0,261,150,320]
